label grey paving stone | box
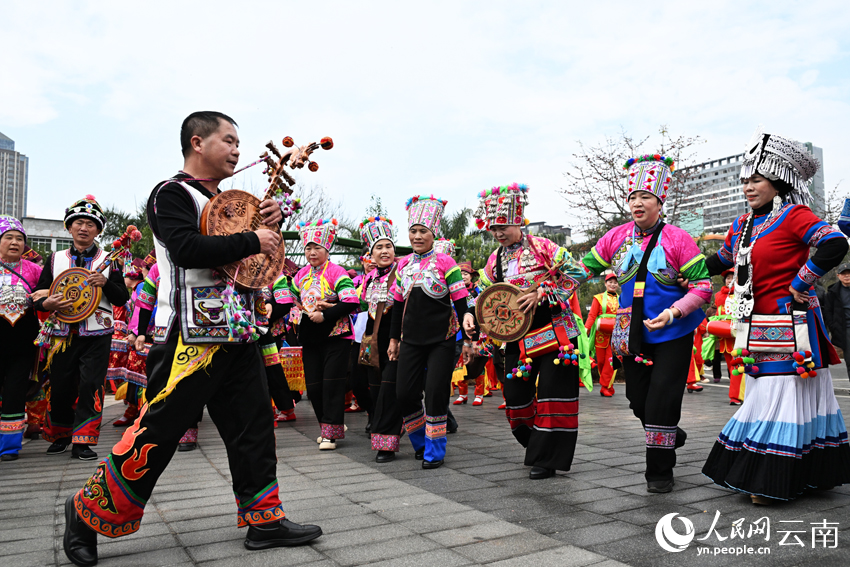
[397,509,498,534]
[485,545,608,567]
[548,520,648,547]
[453,531,561,563]
[98,533,182,558]
[311,522,417,551]
[377,501,471,522]
[322,534,441,566]
[361,547,476,567]
[93,546,193,566]
[423,520,526,546]
[186,539,325,563]
[362,492,445,511]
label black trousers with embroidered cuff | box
[370,355,405,452]
[396,338,455,460]
[303,337,351,439]
[503,347,579,471]
[622,331,693,483]
[72,333,283,537]
[45,334,111,446]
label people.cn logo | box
[655,513,696,552]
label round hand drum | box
[49,267,102,324]
[475,283,533,342]
[201,189,287,290]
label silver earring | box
[773,195,782,209]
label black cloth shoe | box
[414,448,424,460]
[365,421,372,434]
[63,494,97,566]
[72,445,98,461]
[647,479,675,493]
[1,453,19,461]
[529,466,554,479]
[375,450,395,463]
[178,442,197,452]
[47,440,70,455]
[675,428,687,449]
[422,459,443,469]
[244,518,323,550]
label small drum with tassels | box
[475,282,533,342]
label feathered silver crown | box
[740,126,820,205]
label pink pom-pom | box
[131,230,142,241]
[85,194,96,200]
[750,366,759,373]
[635,356,643,363]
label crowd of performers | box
[1,112,850,566]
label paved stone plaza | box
[3,370,850,567]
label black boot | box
[244,518,323,550]
[414,448,425,460]
[529,466,554,479]
[63,494,97,566]
[376,450,395,463]
[72,444,98,461]
[675,428,687,449]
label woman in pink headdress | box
[276,219,359,450]
[388,196,472,469]
[0,215,43,461]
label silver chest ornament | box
[401,259,447,299]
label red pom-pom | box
[805,350,812,358]
[475,219,485,229]
[282,136,294,147]
[112,240,122,249]
[653,154,660,160]
[85,194,96,201]
[131,230,142,241]
[308,162,319,172]
[320,137,333,150]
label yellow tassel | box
[114,382,128,401]
[44,334,72,371]
[148,336,221,405]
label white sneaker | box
[319,438,336,450]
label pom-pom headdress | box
[0,215,26,239]
[434,238,456,257]
[64,194,105,232]
[359,215,395,252]
[740,125,820,205]
[474,183,529,230]
[623,155,675,205]
[405,195,447,236]
[297,218,338,251]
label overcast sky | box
[2,1,849,245]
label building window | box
[29,237,52,250]
[55,239,73,251]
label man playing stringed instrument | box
[62,111,321,567]
[34,196,131,461]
